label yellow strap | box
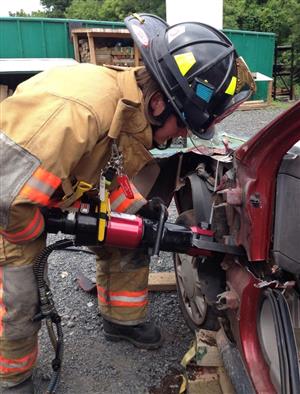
[181,340,196,367]
[60,181,93,208]
[73,181,93,199]
[179,340,197,393]
[179,375,188,394]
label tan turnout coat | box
[0,63,154,240]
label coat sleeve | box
[0,99,101,244]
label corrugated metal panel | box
[0,17,126,59]
[0,18,275,100]
[223,29,276,100]
[223,29,276,77]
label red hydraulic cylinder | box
[105,212,144,249]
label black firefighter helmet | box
[125,13,255,140]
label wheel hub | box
[175,253,207,326]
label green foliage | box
[9,9,48,17]
[98,0,165,21]
[223,0,246,29]
[59,0,166,22]
[65,0,102,20]
[8,9,30,17]
[223,0,300,83]
[41,0,72,17]
[224,0,298,36]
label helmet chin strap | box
[151,101,174,150]
[152,100,174,127]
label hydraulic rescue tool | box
[36,193,243,394]
[35,101,300,393]
[43,201,245,257]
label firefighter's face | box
[150,92,188,145]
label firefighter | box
[0,14,255,393]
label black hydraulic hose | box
[33,239,74,286]
[33,239,74,394]
[46,319,64,394]
[152,203,168,258]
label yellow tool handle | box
[98,190,110,242]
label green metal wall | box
[224,29,276,100]
[0,18,275,100]
[0,17,126,59]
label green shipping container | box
[223,29,276,101]
[0,17,126,59]
[0,18,275,100]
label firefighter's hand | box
[137,197,168,221]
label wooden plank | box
[72,33,80,62]
[134,44,140,67]
[239,100,269,110]
[88,32,131,39]
[0,84,8,102]
[148,271,177,291]
[242,100,264,104]
[195,330,223,367]
[87,32,96,64]
[267,80,273,104]
[72,28,130,35]
[239,104,269,110]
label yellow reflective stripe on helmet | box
[225,76,237,95]
[174,52,196,76]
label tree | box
[98,0,165,21]
[9,10,48,17]
[65,0,102,20]
[223,0,300,83]
[41,0,72,17]
[223,0,246,30]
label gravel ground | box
[34,105,289,393]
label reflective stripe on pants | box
[0,233,45,386]
[97,285,148,308]
[0,345,37,375]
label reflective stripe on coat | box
[19,167,61,206]
[0,208,44,244]
[109,183,146,214]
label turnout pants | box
[95,247,150,325]
[95,180,151,325]
[0,234,46,388]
